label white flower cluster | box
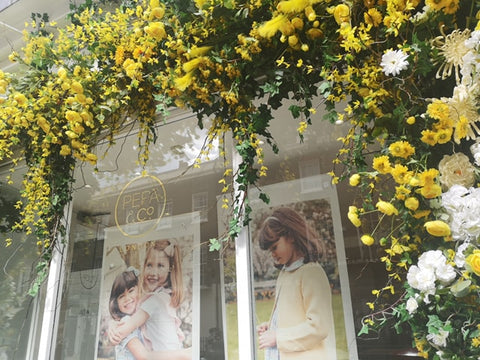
[407,250,456,301]
[441,185,480,241]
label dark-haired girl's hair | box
[109,270,138,321]
[258,207,324,263]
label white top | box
[140,289,183,351]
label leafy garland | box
[1,0,480,357]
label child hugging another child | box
[256,207,336,360]
[109,239,189,357]
[109,269,146,360]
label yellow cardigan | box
[271,262,337,360]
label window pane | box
[55,110,229,360]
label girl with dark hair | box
[108,268,191,360]
[109,239,186,352]
[256,207,336,360]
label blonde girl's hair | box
[258,207,324,263]
[140,239,184,308]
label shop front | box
[1,103,420,359]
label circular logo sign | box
[114,174,166,237]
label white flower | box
[406,297,418,314]
[380,49,409,76]
[471,139,480,166]
[454,241,470,268]
[441,186,480,241]
[426,329,449,347]
[436,263,456,285]
[418,250,445,270]
[407,265,436,292]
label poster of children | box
[95,214,200,360]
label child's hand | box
[258,329,277,349]
[256,322,269,335]
[108,320,125,345]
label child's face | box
[118,285,138,315]
[268,236,300,266]
[144,249,170,292]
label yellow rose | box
[333,4,350,25]
[348,206,361,227]
[361,234,375,246]
[349,173,360,186]
[466,250,480,276]
[376,200,399,216]
[404,197,419,211]
[151,6,165,19]
[424,220,451,237]
[145,22,166,40]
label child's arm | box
[276,264,333,351]
[108,309,149,345]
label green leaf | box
[450,279,472,298]
[358,323,370,336]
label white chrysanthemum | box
[432,27,471,84]
[380,49,409,76]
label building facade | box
[0,1,420,359]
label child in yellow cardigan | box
[256,207,336,360]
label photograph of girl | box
[96,225,198,360]
[255,206,337,360]
[108,240,187,352]
[108,267,191,360]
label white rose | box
[438,153,476,190]
[406,297,418,314]
[418,250,445,271]
[407,265,436,292]
[436,264,456,285]
[426,329,449,347]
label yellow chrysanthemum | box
[388,140,415,159]
[372,155,392,174]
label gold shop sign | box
[115,174,166,237]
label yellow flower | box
[174,72,194,91]
[376,200,399,216]
[406,116,415,125]
[372,155,392,174]
[424,220,451,237]
[60,145,71,156]
[404,197,419,211]
[257,14,288,38]
[390,164,413,184]
[348,206,361,227]
[349,173,360,186]
[71,81,83,94]
[466,250,480,276]
[151,6,165,19]
[419,184,442,199]
[276,0,310,13]
[332,4,350,25]
[14,93,27,106]
[361,234,375,246]
[145,22,166,40]
[388,140,415,159]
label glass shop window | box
[54,109,229,360]
[0,164,46,360]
